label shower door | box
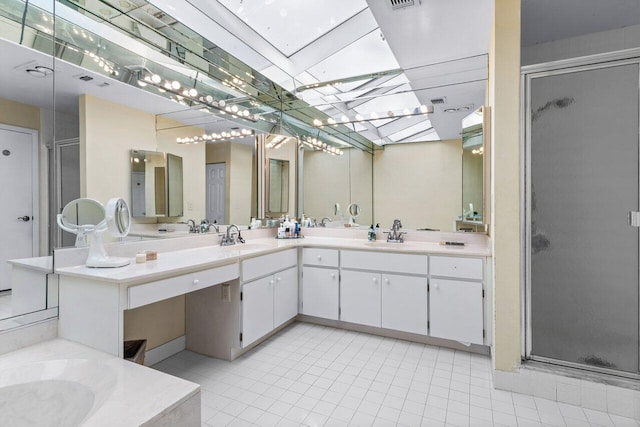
[526,61,640,374]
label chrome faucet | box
[220,224,244,246]
[178,219,198,233]
[385,219,406,243]
[319,217,332,227]
[200,219,220,233]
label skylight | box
[217,0,368,56]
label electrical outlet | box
[221,284,231,302]
[187,202,193,211]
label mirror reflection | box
[459,107,486,232]
[131,150,166,217]
[268,159,290,214]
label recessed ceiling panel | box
[217,0,367,56]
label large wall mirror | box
[301,144,373,228]
[0,0,57,328]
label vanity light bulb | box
[171,81,181,90]
[242,110,250,117]
[313,119,323,127]
[219,100,226,107]
[355,114,364,122]
[231,105,239,113]
[341,115,349,123]
[164,82,172,90]
[205,95,214,103]
[133,157,140,163]
[188,88,198,97]
[151,74,161,84]
[137,80,147,87]
[327,118,336,125]
[419,105,429,114]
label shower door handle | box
[628,211,640,227]
[17,215,31,222]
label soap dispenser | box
[368,224,376,241]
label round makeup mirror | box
[57,198,131,268]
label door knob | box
[17,215,30,222]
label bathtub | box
[0,339,200,427]
[0,359,116,426]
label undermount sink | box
[362,241,408,248]
[219,243,271,252]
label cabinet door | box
[301,266,339,320]
[274,266,298,327]
[381,273,428,335]
[340,270,381,327]
[430,278,483,344]
[242,276,274,347]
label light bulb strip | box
[313,105,434,127]
[137,71,257,122]
[176,128,254,145]
[302,137,344,156]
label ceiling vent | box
[78,75,94,82]
[389,0,415,9]
[430,97,447,105]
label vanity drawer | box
[430,256,483,280]
[302,248,339,267]
[341,250,428,275]
[242,249,297,282]
[128,263,239,309]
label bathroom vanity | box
[56,232,491,362]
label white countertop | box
[8,256,53,273]
[55,236,490,284]
[0,338,199,427]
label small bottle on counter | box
[368,224,376,241]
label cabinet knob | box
[317,256,322,261]
[331,273,336,279]
[270,279,275,285]
[276,276,281,282]
[373,277,378,283]
[384,278,390,284]
[433,283,439,289]
[192,279,199,286]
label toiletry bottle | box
[294,220,300,237]
[368,224,376,241]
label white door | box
[381,273,428,335]
[274,266,298,327]
[430,278,483,344]
[242,276,274,347]
[301,266,339,320]
[0,126,37,291]
[206,163,225,224]
[340,270,381,327]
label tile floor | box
[153,323,639,427]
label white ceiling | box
[12,0,639,148]
[522,0,640,46]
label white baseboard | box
[145,335,186,366]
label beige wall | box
[123,296,185,351]
[373,140,462,231]
[303,148,373,226]
[490,0,521,372]
[0,98,40,130]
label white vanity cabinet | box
[381,273,428,335]
[340,270,381,327]
[240,249,297,348]
[429,256,484,344]
[301,249,339,320]
[340,250,428,334]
